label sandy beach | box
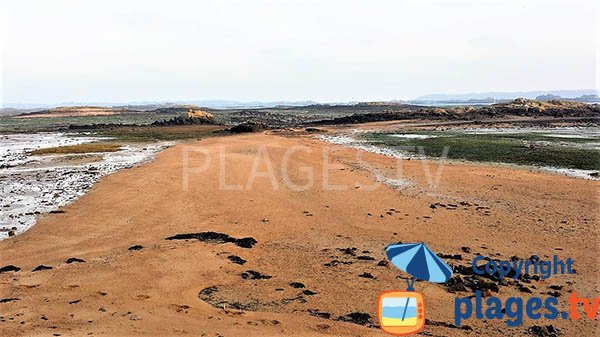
[1,131,598,336]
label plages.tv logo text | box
[454,255,599,327]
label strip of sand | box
[1,132,598,336]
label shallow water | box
[319,127,600,180]
[0,133,172,240]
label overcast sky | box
[1,0,598,104]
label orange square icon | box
[378,290,425,336]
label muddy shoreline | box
[0,133,172,239]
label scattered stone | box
[236,237,258,248]
[439,254,462,260]
[377,260,389,267]
[69,299,81,304]
[65,257,86,264]
[309,309,331,319]
[356,255,375,261]
[324,260,352,267]
[527,324,561,337]
[129,314,142,321]
[358,272,375,279]
[171,304,191,313]
[0,298,19,303]
[32,265,53,272]
[446,274,499,293]
[339,247,357,256]
[518,285,533,294]
[166,232,257,249]
[227,255,247,265]
[0,265,21,273]
[337,312,372,326]
[289,282,305,289]
[128,245,144,251]
[49,210,65,214]
[461,247,471,253]
[302,290,318,296]
[240,270,272,280]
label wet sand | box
[0,133,172,239]
[1,132,598,336]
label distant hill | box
[415,89,599,101]
[14,105,200,118]
[2,100,319,113]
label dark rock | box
[377,260,389,267]
[303,290,318,296]
[65,258,86,264]
[446,274,499,293]
[337,312,372,326]
[128,245,144,251]
[240,270,272,280]
[199,286,219,298]
[309,309,331,319]
[356,255,375,261]
[32,265,53,272]
[152,114,215,126]
[289,282,305,289]
[461,247,471,253]
[49,210,65,214]
[339,247,357,256]
[166,232,232,243]
[439,254,462,260]
[166,232,257,249]
[0,265,21,273]
[453,264,475,276]
[358,272,375,279]
[446,276,468,292]
[519,285,533,294]
[227,255,247,265]
[324,260,352,267]
[0,298,19,303]
[236,237,258,248]
[68,299,81,304]
[228,122,267,133]
[527,324,561,337]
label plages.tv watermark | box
[454,255,599,327]
[379,247,598,336]
[181,144,450,191]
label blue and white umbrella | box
[385,242,453,290]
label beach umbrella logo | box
[377,242,453,336]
